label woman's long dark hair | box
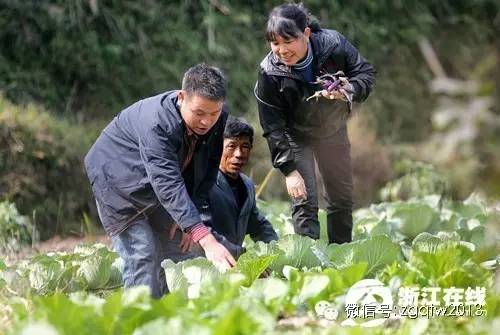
[265,3,321,42]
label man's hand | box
[168,224,195,252]
[198,233,236,271]
[285,170,307,200]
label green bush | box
[0,200,36,253]
[379,159,448,201]
[0,96,99,239]
[0,1,498,142]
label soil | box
[2,234,111,265]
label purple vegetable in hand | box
[327,79,341,92]
[306,71,349,102]
[322,80,333,90]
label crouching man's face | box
[219,136,252,178]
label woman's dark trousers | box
[288,126,353,244]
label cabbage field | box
[1,194,499,334]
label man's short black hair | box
[224,117,254,145]
[182,63,226,101]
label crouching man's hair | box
[224,117,254,145]
[182,63,226,101]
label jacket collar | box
[216,169,243,188]
[216,170,252,212]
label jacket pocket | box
[96,160,159,226]
[95,180,138,219]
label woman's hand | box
[285,170,307,200]
[320,78,354,102]
[320,77,354,101]
[320,89,347,101]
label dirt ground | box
[2,234,111,264]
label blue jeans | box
[96,201,204,298]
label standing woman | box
[254,3,375,244]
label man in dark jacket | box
[166,117,278,262]
[84,64,235,298]
[208,117,278,257]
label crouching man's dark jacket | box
[84,91,228,236]
[207,171,278,258]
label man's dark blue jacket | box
[84,90,228,236]
[208,171,278,258]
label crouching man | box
[84,64,235,298]
[168,117,278,261]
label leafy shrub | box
[0,96,99,238]
[0,200,36,253]
[379,159,448,201]
[0,1,497,144]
